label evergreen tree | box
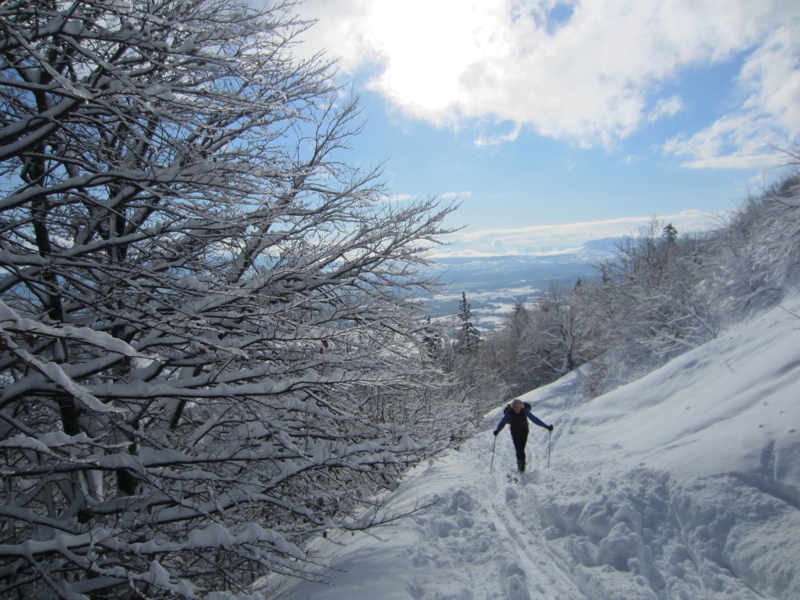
[662,223,679,244]
[456,291,481,354]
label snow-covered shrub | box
[0,1,457,597]
[707,172,800,315]
[583,219,722,366]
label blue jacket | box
[495,403,549,434]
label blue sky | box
[289,0,800,257]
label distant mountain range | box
[420,237,621,329]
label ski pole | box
[490,434,497,473]
[547,429,552,469]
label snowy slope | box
[262,292,800,599]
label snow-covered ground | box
[262,292,800,599]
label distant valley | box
[419,238,620,329]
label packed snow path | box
[265,293,800,599]
[267,436,586,600]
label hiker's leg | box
[512,430,528,472]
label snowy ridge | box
[264,292,800,599]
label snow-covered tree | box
[482,280,594,394]
[455,291,480,355]
[583,218,720,366]
[523,279,590,378]
[0,1,455,597]
[483,302,539,396]
[415,296,507,429]
[662,222,678,244]
[709,169,800,313]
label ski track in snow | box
[268,435,587,600]
[265,293,800,600]
[485,469,581,599]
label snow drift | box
[264,291,800,599]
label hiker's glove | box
[493,430,499,436]
[547,424,554,432]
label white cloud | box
[475,124,522,148]
[648,95,684,123]
[436,210,720,256]
[294,0,799,159]
[663,26,800,169]
[384,193,416,202]
[382,191,471,203]
[663,113,790,170]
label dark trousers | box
[511,429,528,472]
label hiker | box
[493,399,553,473]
